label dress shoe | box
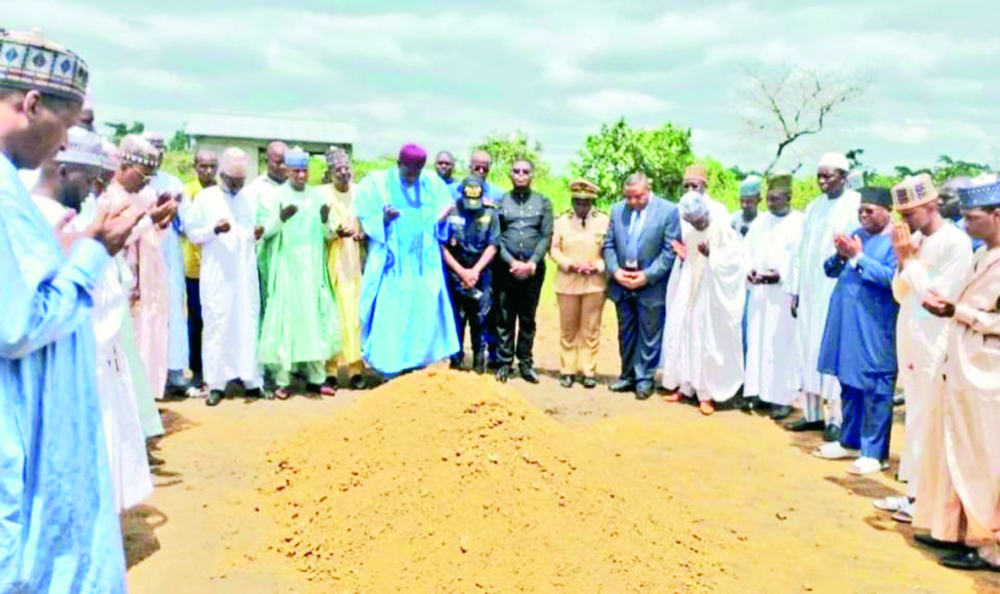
[495,365,512,383]
[609,379,636,393]
[472,353,486,374]
[635,382,654,401]
[769,405,793,420]
[581,377,597,389]
[350,374,367,390]
[519,366,540,384]
[940,550,999,571]
[449,356,464,370]
[740,395,759,413]
[785,418,824,432]
[823,424,842,443]
[244,388,264,400]
[913,532,969,551]
[206,390,224,407]
[559,374,574,388]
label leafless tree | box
[742,66,868,175]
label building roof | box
[186,113,357,146]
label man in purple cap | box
[353,143,459,376]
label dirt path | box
[126,300,1000,593]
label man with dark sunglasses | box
[493,159,553,383]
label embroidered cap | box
[54,125,103,167]
[0,28,89,102]
[891,173,939,212]
[118,134,159,168]
[739,175,762,197]
[284,146,309,168]
[958,174,1000,210]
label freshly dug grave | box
[260,369,726,592]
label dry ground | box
[126,298,1000,593]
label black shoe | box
[449,356,464,370]
[495,365,512,383]
[244,388,263,400]
[635,383,653,401]
[559,375,574,389]
[206,390,224,407]
[823,424,841,443]
[582,377,597,389]
[769,405,794,420]
[940,550,999,571]
[519,366,540,384]
[350,374,367,390]
[741,396,759,413]
[914,533,969,551]
[609,379,636,393]
[785,418,824,432]
[472,353,486,374]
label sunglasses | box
[512,168,531,175]
[471,163,490,173]
[858,206,881,216]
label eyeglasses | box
[471,163,489,173]
[133,167,153,184]
[512,168,531,175]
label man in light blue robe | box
[0,28,133,593]
[814,187,900,475]
[354,144,459,375]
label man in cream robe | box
[660,191,745,415]
[786,153,862,439]
[913,175,1000,571]
[185,148,264,406]
[743,175,804,418]
[873,174,973,521]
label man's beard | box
[57,184,86,212]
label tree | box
[473,131,549,181]
[742,66,867,175]
[570,118,694,204]
[104,120,145,143]
[168,126,190,152]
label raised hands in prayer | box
[892,222,916,263]
[671,239,687,261]
[280,203,299,222]
[922,288,956,319]
[87,199,146,256]
[254,225,264,241]
[383,205,401,224]
[214,219,231,235]
[697,241,710,258]
[150,193,179,229]
[834,232,863,259]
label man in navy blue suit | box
[602,172,682,400]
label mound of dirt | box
[260,369,725,592]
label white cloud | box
[567,90,670,117]
[868,119,933,145]
[97,67,201,94]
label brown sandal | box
[274,388,292,400]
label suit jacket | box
[602,195,682,305]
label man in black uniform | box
[441,177,500,373]
[494,159,553,383]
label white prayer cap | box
[55,126,103,167]
[818,152,850,172]
[219,147,248,176]
[679,190,709,221]
[101,138,120,171]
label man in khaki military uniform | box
[550,179,610,388]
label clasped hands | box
[509,260,537,280]
[614,268,648,290]
[568,262,599,276]
[833,232,862,259]
[921,288,956,319]
[747,269,780,285]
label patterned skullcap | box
[766,173,793,193]
[739,175,762,197]
[679,190,709,221]
[0,28,89,101]
[284,146,309,168]
[55,126,103,167]
[891,173,939,212]
[683,163,708,184]
[118,134,159,168]
[325,146,350,167]
[569,178,600,200]
[958,173,1000,210]
[818,152,850,172]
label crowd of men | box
[2,29,999,593]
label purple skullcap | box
[398,143,427,168]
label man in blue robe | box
[813,187,900,475]
[354,144,459,376]
[0,28,143,593]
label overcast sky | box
[9,1,999,174]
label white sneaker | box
[847,457,887,475]
[812,442,860,460]
[873,495,910,512]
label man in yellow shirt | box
[181,149,218,392]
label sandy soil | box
[126,299,1000,593]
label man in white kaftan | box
[184,148,264,406]
[742,175,805,419]
[785,153,861,439]
[660,191,745,415]
[872,174,973,521]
